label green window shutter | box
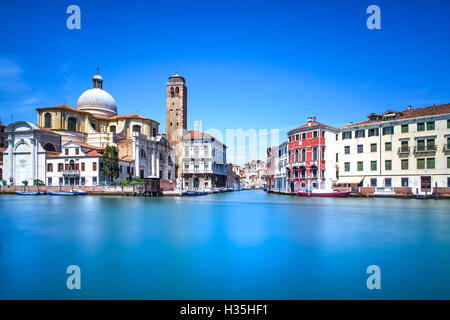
[357,162,363,171]
[401,141,408,152]
[417,140,425,151]
[401,159,408,170]
[417,123,425,131]
[427,158,435,169]
[427,122,435,130]
[371,143,377,152]
[385,142,392,151]
[385,160,392,170]
[417,159,425,169]
[345,162,350,172]
[448,157,450,169]
[427,139,435,150]
[401,125,408,133]
[371,161,377,171]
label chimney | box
[307,117,312,127]
[349,122,353,125]
[408,105,412,110]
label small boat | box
[48,191,87,196]
[15,191,46,195]
[297,189,351,198]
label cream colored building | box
[337,104,450,194]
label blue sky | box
[1,0,449,161]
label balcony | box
[443,144,450,154]
[414,145,437,155]
[310,160,318,166]
[290,161,306,168]
[63,169,80,176]
[397,147,410,156]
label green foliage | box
[101,146,120,183]
[99,182,107,186]
[33,179,44,186]
[130,177,144,186]
[119,180,130,187]
[1,179,6,186]
[22,180,28,186]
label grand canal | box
[0,191,449,299]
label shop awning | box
[336,177,364,184]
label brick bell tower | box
[166,72,187,146]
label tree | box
[101,145,120,184]
[33,179,44,186]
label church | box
[3,71,175,186]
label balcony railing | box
[443,145,450,153]
[290,161,306,167]
[310,160,318,166]
[63,169,80,176]
[414,145,437,154]
[397,146,410,155]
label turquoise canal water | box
[0,191,450,299]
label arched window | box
[132,125,141,133]
[68,117,77,131]
[44,113,52,128]
[110,125,116,133]
[194,147,199,156]
[185,147,189,155]
[170,87,174,96]
[176,87,179,94]
[43,143,56,152]
[301,149,306,161]
[204,146,208,155]
[294,149,299,162]
[312,148,317,161]
[69,160,75,170]
[140,149,146,158]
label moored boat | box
[297,189,351,198]
[48,191,87,196]
[15,191,47,195]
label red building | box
[287,117,339,192]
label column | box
[156,151,160,178]
[31,138,36,182]
[134,140,139,178]
[151,151,155,177]
[8,138,13,183]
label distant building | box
[243,160,266,189]
[265,146,277,191]
[182,131,227,190]
[226,163,241,190]
[287,117,339,192]
[0,121,7,180]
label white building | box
[274,141,288,192]
[336,104,450,194]
[243,160,266,189]
[181,131,227,190]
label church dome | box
[77,72,117,117]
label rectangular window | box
[301,170,306,178]
[342,131,352,140]
[65,149,69,155]
[401,124,409,133]
[301,183,306,188]
[401,178,409,187]
[312,169,317,178]
[313,131,318,138]
[93,162,97,171]
[385,178,392,187]
[426,139,435,151]
[356,130,365,138]
[302,133,306,140]
[47,163,53,172]
[417,139,425,151]
[295,134,299,141]
[59,177,63,186]
[448,120,450,129]
[382,126,394,135]
[448,157,450,169]
[426,121,435,130]
[47,178,52,186]
[448,177,450,188]
[344,146,350,154]
[368,128,379,137]
[93,177,97,186]
[357,145,363,153]
[81,162,85,171]
[58,163,63,172]
[344,162,350,172]
[401,159,409,170]
[417,122,425,131]
[75,148,79,155]
[81,177,85,186]
[336,153,338,162]
[385,160,392,171]
[370,178,377,187]
[294,170,299,179]
[427,158,435,169]
[371,143,377,152]
[401,141,409,152]
[371,160,377,171]
[417,158,425,169]
[385,142,392,151]
[357,161,363,171]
